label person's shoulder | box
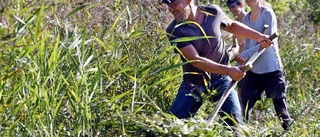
[199,4,222,15]
[263,7,273,11]
[262,7,276,17]
[241,13,252,25]
[166,20,178,32]
[203,4,220,9]
[201,4,222,12]
[262,7,275,14]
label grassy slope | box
[0,0,319,136]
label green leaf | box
[170,36,214,43]
[151,61,190,75]
[106,90,131,105]
[65,4,89,18]
[129,31,144,39]
[34,0,45,41]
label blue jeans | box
[169,76,243,125]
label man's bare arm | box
[179,44,245,81]
[222,20,271,48]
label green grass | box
[0,0,319,136]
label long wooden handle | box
[268,32,279,40]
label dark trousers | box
[240,70,293,123]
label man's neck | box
[187,4,198,21]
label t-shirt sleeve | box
[263,8,278,35]
[217,5,232,28]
